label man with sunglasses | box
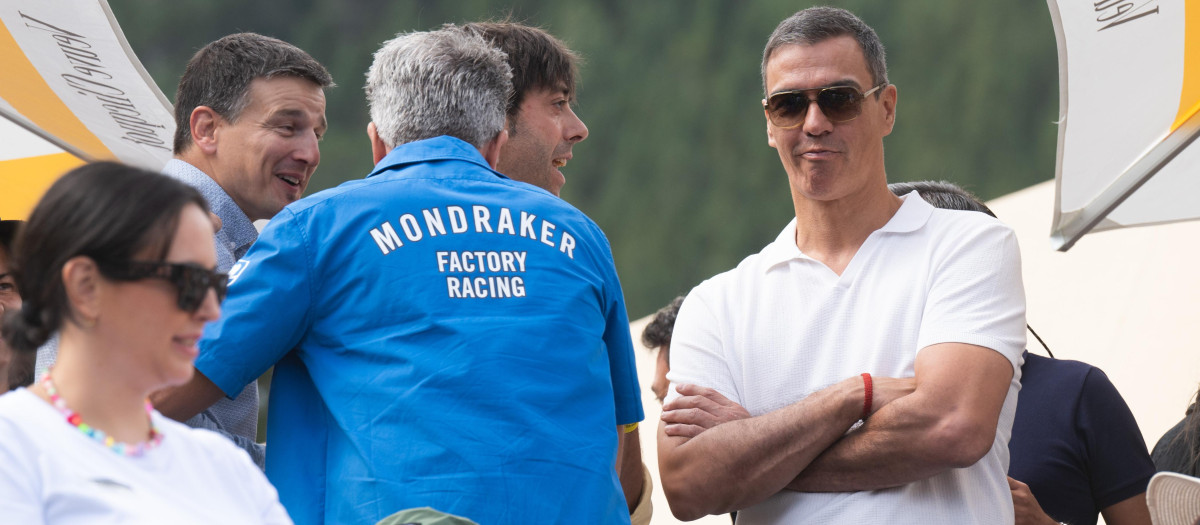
[657,7,1026,523]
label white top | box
[0,389,292,525]
[667,193,1027,524]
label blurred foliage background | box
[108,0,1059,319]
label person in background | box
[154,26,642,524]
[0,219,33,391]
[642,295,684,405]
[890,180,1153,525]
[459,22,649,522]
[1152,388,1200,477]
[458,21,589,198]
[35,33,333,469]
[0,161,290,523]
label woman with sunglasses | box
[0,162,290,523]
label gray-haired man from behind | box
[154,27,643,524]
[38,33,333,468]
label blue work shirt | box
[196,136,643,525]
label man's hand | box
[1009,477,1058,525]
[660,384,751,438]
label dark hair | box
[0,220,20,254]
[1174,388,1200,475]
[2,162,208,352]
[173,32,333,154]
[458,21,580,122]
[888,180,996,218]
[762,7,888,94]
[642,295,685,350]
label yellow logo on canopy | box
[1173,3,1199,132]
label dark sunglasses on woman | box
[98,260,228,313]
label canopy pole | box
[1051,111,1200,252]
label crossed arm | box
[656,342,1013,520]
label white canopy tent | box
[0,0,173,220]
[1046,0,1200,251]
[992,180,1200,453]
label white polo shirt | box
[667,192,1026,524]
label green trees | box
[109,0,1058,317]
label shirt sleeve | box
[1078,367,1157,509]
[196,208,314,396]
[597,235,643,426]
[917,222,1026,369]
[663,283,740,407]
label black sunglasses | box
[763,83,887,128]
[98,260,228,313]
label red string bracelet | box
[860,373,873,420]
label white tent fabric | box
[0,0,173,219]
[1046,0,1199,251]
[991,180,1200,456]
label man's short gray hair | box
[761,7,889,94]
[365,28,513,150]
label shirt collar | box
[367,136,507,181]
[760,191,934,270]
[162,159,258,252]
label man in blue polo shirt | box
[157,26,643,524]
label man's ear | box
[61,256,102,326]
[880,84,898,136]
[481,129,509,169]
[189,106,221,155]
[368,122,390,164]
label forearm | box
[150,368,228,422]
[658,378,863,520]
[1101,492,1151,525]
[787,393,974,491]
[617,425,645,513]
[788,343,1014,492]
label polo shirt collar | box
[162,159,258,255]
[761,191,935,269]
[367,135,507,180]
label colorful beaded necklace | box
[41,374,164,457]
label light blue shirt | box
[162,160,264,467]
